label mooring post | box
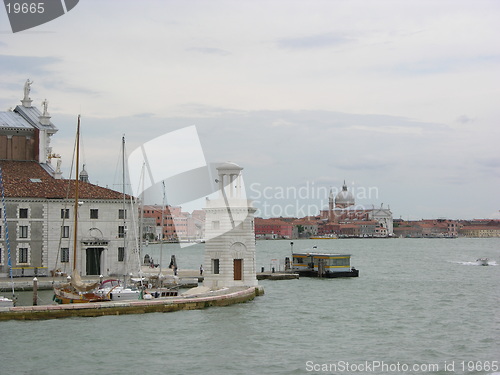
[33,277,38,306]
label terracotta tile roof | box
[0,160,127,200]
[255,218,292,226]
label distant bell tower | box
[203,162,258,289]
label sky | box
[1,0,499,220]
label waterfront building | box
[292,217,319,238]
[203,162,258,288]
[254,218,294,239]
[459,224,500,238]
[142,205,205,242]
[393,219,459,238]
[0,83,135,277]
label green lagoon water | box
[1,238,499,375]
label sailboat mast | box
[72,115,80,273]
[122,135,127,285]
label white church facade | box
[0,81,135,278]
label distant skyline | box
[1,1,499,220]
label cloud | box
[475,157,500,178]
[276,32,355,50]
[0,54,60,75]
[456,115,474,124]
[332,156,394,172]
[349,125,422,135]
[42,78,100,96]
[187,47,230,56]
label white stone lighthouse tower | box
[203,162,258,289]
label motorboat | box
[476,258,489,266]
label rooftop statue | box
[23,79,33,100]
[42,99,49,116]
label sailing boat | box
[140,183,179,297]
[93,136,142,301]
[97,138,178,300]
[53,116,110,304]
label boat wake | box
[452,260,498,266]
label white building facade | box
[0,82,136,278]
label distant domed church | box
[334,181,355,208]
[321,180,394,237]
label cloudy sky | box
[1,0,499,219]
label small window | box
[61,209,69,219]
[61,226,69,238]
[118,209,127,220]
[90,209,99,219]
[19,208,28,218]
[19,248,29,263]
[19,226,28,238]
[61,248,70,263]
[118,247,125,262]
[118,226,125,238]
[212,258,220,274]
[212,221,220,230]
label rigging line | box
[112,135,124,193]
[129,194,143,286]
[158,181,166,278]
[78,123,87,173]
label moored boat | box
[52,116,111,304]
[309,235,338,239]
[0,296,14,307]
